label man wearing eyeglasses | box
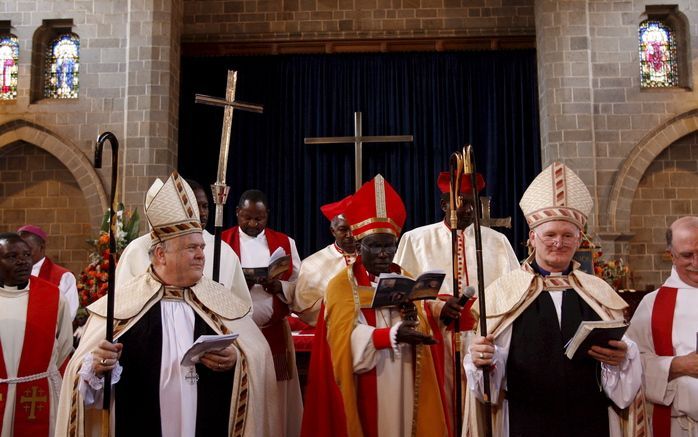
[464,162,645,437]
[627,216,698,437]
[301,175,462,437]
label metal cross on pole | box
[479,196,512,229]
[195,70,264,282]
[304,111,413,191]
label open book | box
[242,247,292,284]
[371,270,446,308]
[180,333,239,367]
[564,319,629,360]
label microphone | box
[442,286,476,325]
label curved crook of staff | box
[448,149,464,435]
[464,145,493,437]
[94,132,119,435]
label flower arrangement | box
[75,204,140,325]
[594,254,631,290]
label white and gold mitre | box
[146,171,201,246]
[519,162,593,230]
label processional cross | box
[304,112,413,191]
[195,70,264,281]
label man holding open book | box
[301,174,464,437]
[55,172,280,437]
[464,162,645,437]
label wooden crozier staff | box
[464,145,493,437]
[94,132,119,437]
[448,148,465,436]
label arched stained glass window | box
[0,34,19,100]
[639,20,678,88]
[44,33,79,99]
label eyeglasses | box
[360,243,397,255]
[533,231,579,248]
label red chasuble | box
[0,276,61,436]
[222,226,295,380]
[37,257,70,287]
[650,286,678,437]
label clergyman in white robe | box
[627,267,698,436]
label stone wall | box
[0,0,183,240]
[0,141,92,275]
[182,0,535,42]
[534,0,698,245]
[628,131,698,290]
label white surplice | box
[351,284,414,437]
[79,301,199,437]
[238,229,303,437]
[0,281,73,437]
[394,222,520,295]
[627,267,698,436]
[293,243,355,325]
[465,287,643,437]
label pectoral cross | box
[20,386,47,420]
[480,196,511,229]
[185,367,199,385]
[195,70,264,281]
[305,112,413,191]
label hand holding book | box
[564,319,629,364]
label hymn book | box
[371,270,446,308]
[242,247,292,283]
[181,333,239,366]
[564,319,629,360]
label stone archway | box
[0,119,107,229]
[607,109,698,236]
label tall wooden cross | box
[195,70,264,281]
[305,112,413,191]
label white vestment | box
[293,243,355,325]
[394,222,520,295]
[0,280,73,437]
[394,221,519,424]
[55,272,281,437]
[352,299,415,437]
[464,266,643,437]
[115,230,252,309]
[32,257,79,319]
[238,229,303,437]
[627,267,698,436]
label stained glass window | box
[0,34,19,100]
[639,20,678,88]
[44,33,79,99]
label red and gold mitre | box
[519,162,593,230]
[436,171,486,194]
[145,171,202,246]
[320,194,353,221]
[343,174,406,240]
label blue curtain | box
[178,50,541,259]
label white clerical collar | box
[239,229,266,241]
[0,282,29,293]
[663,266,697,290]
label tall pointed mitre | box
[146,171,201,246]
[519,162,593,230]
[343,174,406,240]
